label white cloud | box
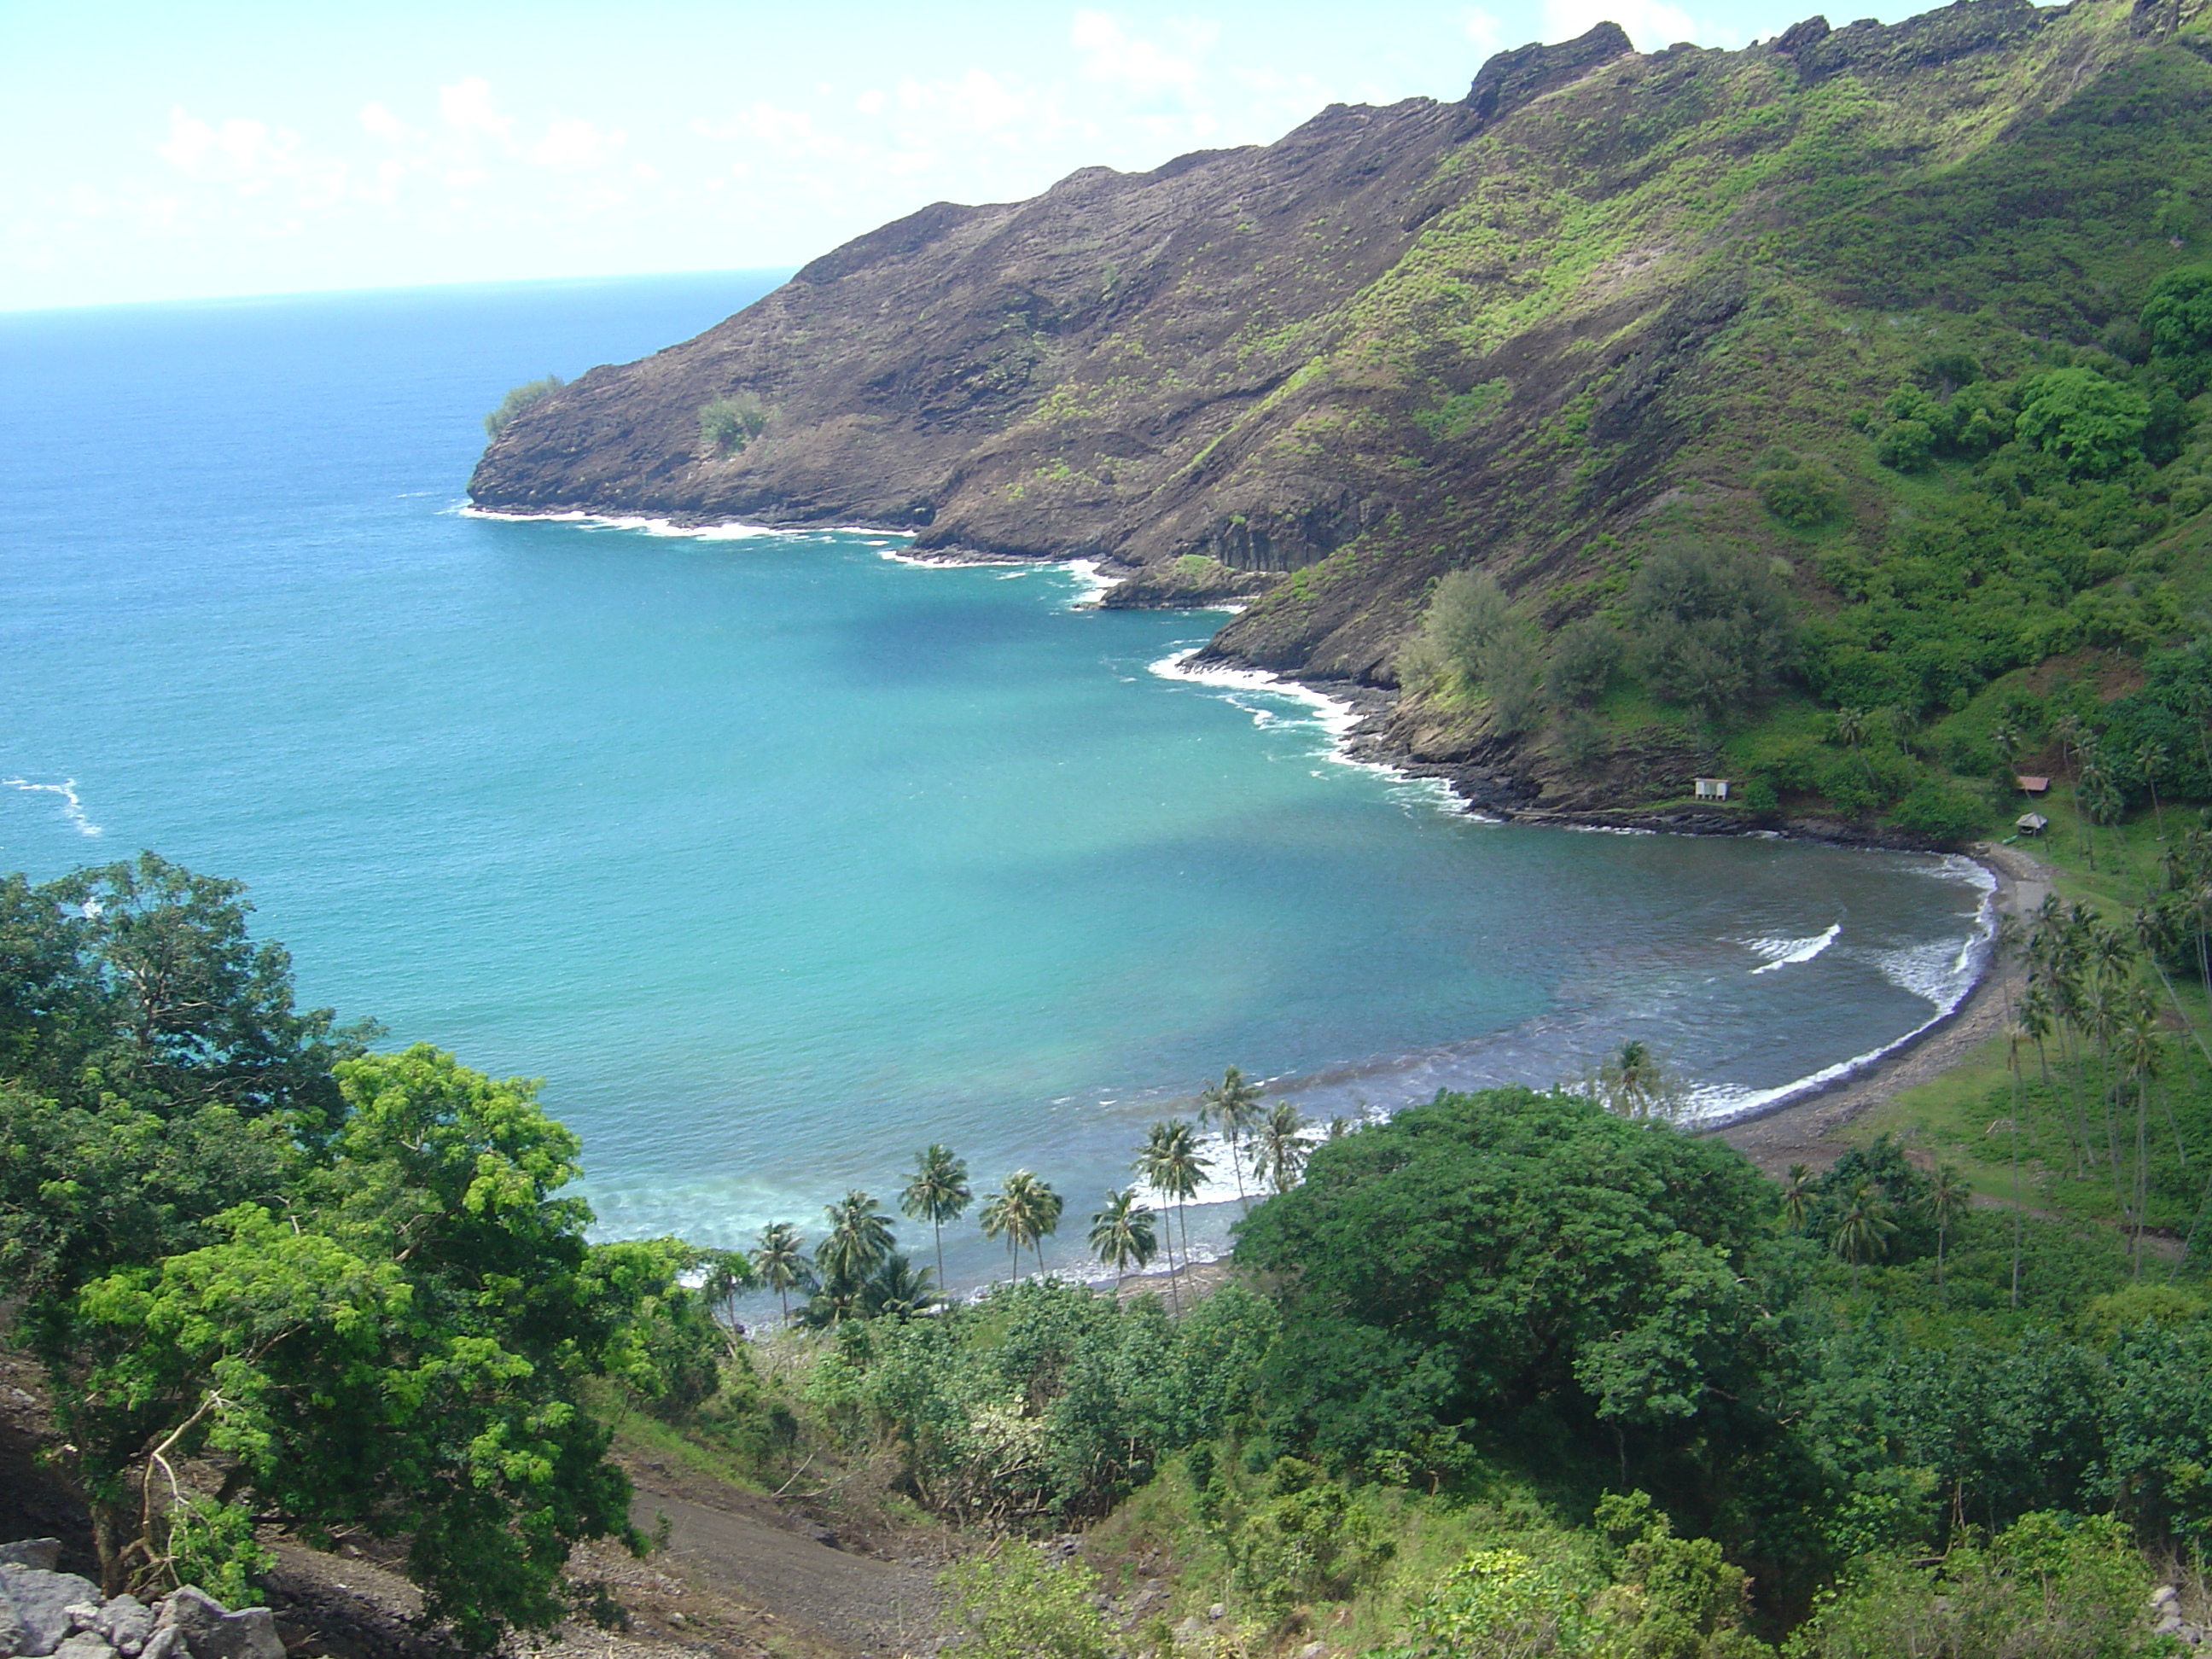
[436,76,514,144]
[1070,11,1202,92]
[1463,9,1510,57]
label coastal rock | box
[0,1567,102,1657]
[90,1596,153,1656]
[0,1548,59,1574]
[155,1590,282,1659]
[134,1627,185,1659]
[50,1635,114,1659]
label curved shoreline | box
[469,507,2021,1179]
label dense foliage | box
[0,855,716,1648]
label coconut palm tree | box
[1779,1163,1813,1232]
[1197,1065,1266,1209]
[1831,1179,1897,1287]
[2117,1010,2166,1279]
[1924,1165,1970,1301]
[1087,1188,1158,1293]
[981,1170,1063,1278]
[1137,1119,1211,1313]
[2136,742,2171,838]
[695,1247,758,1356]
[1831,706,1876,787]
[752,1221,815,1323]
[859,1253,942,1320]
[1254,1101,1314,1194]
[899,1144,971,1289]
[818,1190,895,1289]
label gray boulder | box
[0,1567,103,1657]
[52,1635,115,1659]
[154,1590,281,1659]
[2,1592,25,1659]
[0,1547,60,1574]
[90,1598,152,1658]
[134,1628,185,1659]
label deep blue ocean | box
[0,272,1990,1290]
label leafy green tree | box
[1086,1188,1157,1290]
[900,1143,971,1288]
[63,1045,660,1647]
[1545,615,1621,707]
[1236,1087,1769,1465]
[1625,543,1796,715]
[2014,367,2151,478]
[1400,568,1512,691]
[697,392,769,456]
[2142,263,2212,363]
[1479,625,1547,736]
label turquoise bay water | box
[0,274,1988,1289]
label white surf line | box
[457,504,921,543]
[1747,921,1842,975]
[2,777,102,837]
[1147,650,1475,818]
[1690,859,1999,1127]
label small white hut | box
[1694,777,1731,800]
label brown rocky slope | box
[471,0,2211,699]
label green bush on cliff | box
[700,391,770,457]
[483,374,562,439]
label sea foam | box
[1747,921,1841,974]
[3,777,102,837]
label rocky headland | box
[473,0,2212,824]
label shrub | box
[2014,368,2150,478]
[1625,543,1796,714]
[1887,779,1989,841]
[1546,616,1620,706]
[482,374,562,439]
[942,1545,1114,1659]
[1402,568,1514,690]
[1756,465,1843,528]
[1481,626,1546,736]
[699,392,771,457]
[1875,418,1936,471]
[1227,1458,1393,1610]
[1784,1511,2159,1659]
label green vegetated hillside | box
[475,0,2212,836]
[8,852,2212,1657]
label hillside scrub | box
[482,375,562,439]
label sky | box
[0,0,1935,311]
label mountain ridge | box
[473,0,2212,828]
